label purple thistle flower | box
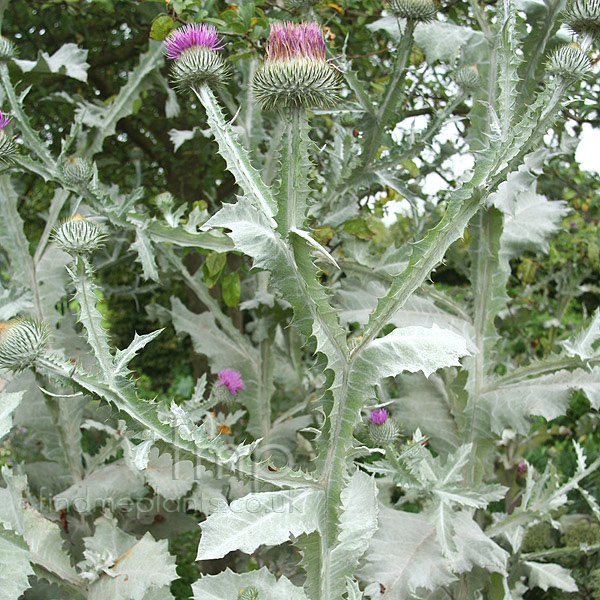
[266,22,327,63]
[0,111,11,130]
[370,408,389,425]
[216,369,245,395]
[164,23,225,60]
[517,462,527,476]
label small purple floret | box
[164,23,225,60]
[517,462,527,476]
[370,409,389,424]
[0,111,11,130]
[216,369,245,395]
[267,21,327,63]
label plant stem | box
[360,18,416,168]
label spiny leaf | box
[196,487,325,560]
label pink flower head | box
[0,111,11,130]
[164,23,225,60]
[370,409,389,425]
[517,462,527,476]
[216,369,245,395]
[266,22,327,63]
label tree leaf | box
[221,272,240,307]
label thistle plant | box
[1,2,600,600]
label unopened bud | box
[237,587,259,600]
[53,214,106,255]
[388,0,438,22]
[548,43,591,79]
[0,319,49,372]
[62,157,94,186]
[455,65,481,92]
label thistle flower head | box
[253,21,342,110]
[266,22,327,62]
[62,157,94,186]
[563,0,600,40]
[216,369,245,395]
[548,43,591,79]
[455,65,482,92]
[0,318,49,372]
[52,214,106,255]
[370,408,390,424]
[368,418,399,446]
[0,111,11,130]
[165,23,229,91]
[388,0,438,22]
[164,23,225,60]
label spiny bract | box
[563,0,600,40]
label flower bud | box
[0,318,49,372]
[563,0,600,40]
[367,409,400,445]
[455,65,481,92]
[237,587,259,600]
[0,36,16,62]
[165,24,229,91]
[547,43,591,79]
[0,111,15,164]
[52,214,106,255]
[253,22,342,111]
[62,157,94,186]
[388,0,438,22]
